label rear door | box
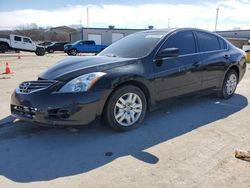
[59,43,67,51]
[153,30,202,101]
[85,41,96,52]
[195,31,228,89]
[53,43,62,51]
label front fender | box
[92,70,157,109]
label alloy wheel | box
[225,73,237,95]
[71,49,77,56]
[114,92,143,126]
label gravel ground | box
[0,52,250,188]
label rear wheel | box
[104,85,147,131]
[0,43,9,53]
[217,69,238,99]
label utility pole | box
[87,7,89,28]
[79,20,83,40]
[168,18,170,28]
[79,20,82,28]
[215,8,219,31]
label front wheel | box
[48,49,54,53]
[70,49,78,56]
[35,48,45,56]
[104,85,147,131]
[217,69,238,99]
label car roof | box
[139,28,219,37]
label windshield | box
[72,40,81,45]
[98,31,167,58]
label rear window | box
[218,37,227,49]
[196,31,220,52]
[23,38,31,43]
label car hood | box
[64,44,71,48]
[36,45,45,48]
[39,56,137,81]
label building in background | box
[216,30,250,48]
[44,26,76,42]
[69,25,153,45]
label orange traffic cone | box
[18,53,21,59]
[4,62,11,74]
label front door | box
[153,30,202,101]
[22,37,36,51]
[11,36,23,49]
[79,41,96,53]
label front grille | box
[18,80,57,93]
[11,105,37,119]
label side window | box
[161,31,196,55]
[218,37,227,49]
[196,31,220,52]
[14,36,21,42]
[86,41,94,45]
[23,38,31,43]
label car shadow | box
[0,94,248,183]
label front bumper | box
[10,87,110,126]
[64,47,70,53]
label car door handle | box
[224,54,230,59]
[192,61,201,67]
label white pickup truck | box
[0,34,45,56]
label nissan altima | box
[11,28,246,131]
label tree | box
[14,23,45,41]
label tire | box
[35,47,45,56]
[104,85,147,131]
[48,49,54,53]
[217,69,238,99]
[0,43,9,53]
[70,49,78,56]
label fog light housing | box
[57,109,70,119]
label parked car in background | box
[0,34,45,56]
[242,45,250,63]
[46,42,69,53]
[11,28,246,131]
[38,41,53,47]
[64,40,107,56]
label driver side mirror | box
[157,48,180,59]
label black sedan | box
[11,28,246,131]
[46,42,69,53]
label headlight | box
[59,72,106,93]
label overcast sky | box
[0,0,249,31]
